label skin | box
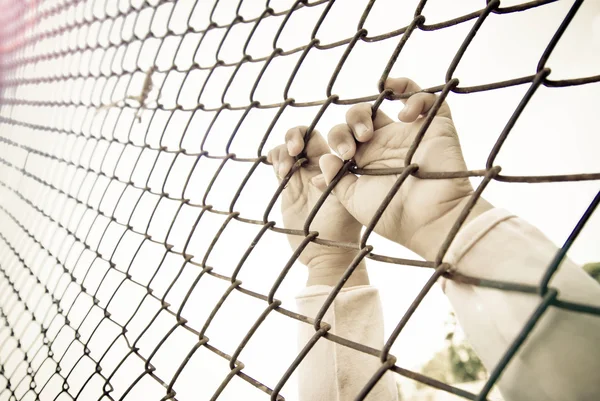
[268,77,493,285]
[267,127,368,287]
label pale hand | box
[319,78,493,261]
[267,127,367,286]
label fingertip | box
[385,77,409,93]
[398,105,418,122]
[319,154,344,184]
[385,77,420,96]
[398,107,408,122]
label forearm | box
[411,196,495,262]
[299,261,396,400]
[306,260,369,287]
[296,283,398,401]
[440,208,600,401]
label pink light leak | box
[0,0,40,54]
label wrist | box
[306,261,369,287]
[412,197,494,262]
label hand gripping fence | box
[0,0,599,400]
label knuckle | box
[359,102,372,114]
[284,129,295,141]
[285,125,305,140]
[306,128,318,141]
[408,94,425,107]
[297,126,309,139]
[308,130,325,147]
[328,124,349,142]
[346,103,369,121]
[386,77,408,92]
[421,92,437,101]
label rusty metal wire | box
[0,0,598,400]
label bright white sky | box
[1,0,599,400]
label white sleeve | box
[442,208,600,401]
[295,285,399,401]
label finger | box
[384,77,451,119]
[346,103,373,142]
[267,146,281,172]
[310,174,327,192]
[271,143,304,201]
[319,154,359,217]
[277,144,295,179]
[327,124,356,160]
[304,129,330,161]
[345,103,394,143]
[398,92,437,123]
[284,126,330,162]
[268,145,292,181]
[284,126,305,157]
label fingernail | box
[337,144,350,159]
[355,123,369,139]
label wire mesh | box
[0,0,599,400]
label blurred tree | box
[419,261,599,388]
[419,312,486,387]
[583,262,600,283]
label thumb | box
[319,154,359,217]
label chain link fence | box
[0,0,599,400]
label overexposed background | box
[0,0,599,400]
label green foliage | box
[419,261,600,388]
[583,262,600,283]
[419,312,486,387]
[446,337,486,383]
